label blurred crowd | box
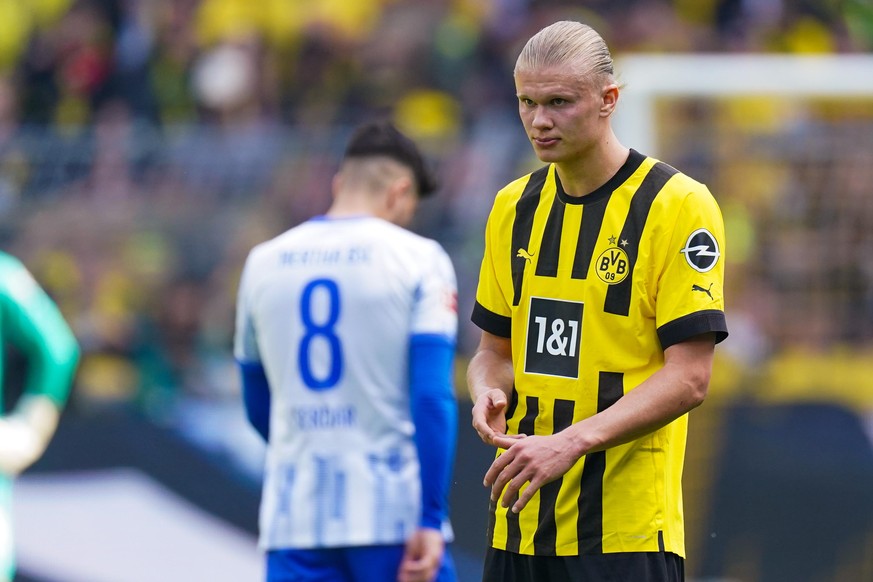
[1,0,871,132]
[1,0,872,428]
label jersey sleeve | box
[655,185,729,349]
[233,252,261,364]
[409,243,458,340]
[409,334,457,530]
[471,208,513,337]
[0,255,79,407]
[407,242,458,531]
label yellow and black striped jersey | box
[472,149,728,557]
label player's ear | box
[387,175,414,206]
[600,83,619,117]
[385,175,417,226]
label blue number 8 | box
[298,278,343,390]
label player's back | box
[235,215,457,548]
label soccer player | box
[467,21,728,581]
[0,251,79,582]
[234,121,459,582]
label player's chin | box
[531,144,565,163]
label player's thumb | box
[488,390,506,409]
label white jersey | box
[234,215,458,549]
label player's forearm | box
[565,335,714,457]
[410,334,458,529]
[0,395,63,475]
[466,335,514,402]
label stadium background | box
[1,0,872,580]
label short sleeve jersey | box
[472,150,728,557]
[0,252,78,410]
[234,216,458,550]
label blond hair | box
[514,21,614,84]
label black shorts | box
[483,547,684,582]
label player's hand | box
[471,388,521,446]
[397,526,444,582]
[485,432,580,514]
[0,396,60,476]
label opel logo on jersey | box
[595,247,629,285]
[680,228,720,273]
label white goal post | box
[613,54,873,156]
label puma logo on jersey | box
[692,282,714,300]
[517,248,535,262]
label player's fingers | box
[398,557,437,582]
[489,458,524,502]
[500,465,534,509]
[472,419,500,446]
[483,448,513,487]
[511,476,542,513]
[499,479,521,509]
[487,391,507,409]
[472,413,493,430]
[491,433,525,448]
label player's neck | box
[555,138,629,198]
[326,194,381,220]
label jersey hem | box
[657,309,728,349]
[487,537,686,558]
[471,301,512,337]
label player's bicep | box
[656,188,728,347]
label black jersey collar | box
[554,149,647,205]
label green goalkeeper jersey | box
[0,252,78,582]
[0,251,79,413]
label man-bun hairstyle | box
[343,121,439,197]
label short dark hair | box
[343,121,439,197]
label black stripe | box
[571,200,608,280]
[534,195,565,278]
[657,309,728,349]
[504,395,539,553]
[604,162,678,316]
[505,387,519,421]
[562,150,645,279]
[658,530,665,552]
[516,395,539,438]
[556,150,646,206]
[577,450,605,554]
[486,497,498,548]
[511,168,549,306]
[533,399,576,555]
[577,372,624,554]
[471,301,512,338]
